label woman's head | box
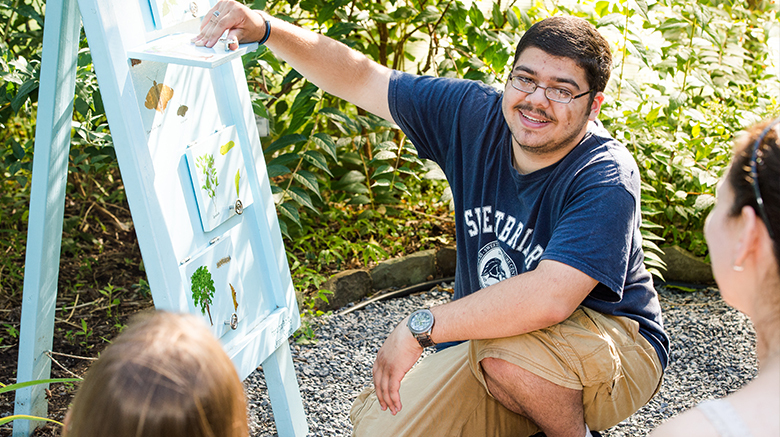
[706,118,780,315]
[63,311,248,437]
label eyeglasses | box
[749,117,780,239]
[508,75,592,104]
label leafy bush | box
[0,0,778,306]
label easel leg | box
[262,342,309,437]
[13,0,80,435]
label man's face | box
[501,47,603,158]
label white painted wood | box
[13,0,81,434]
[16,0,307,434]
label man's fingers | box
[387,377,402,414]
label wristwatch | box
[407,309,436,348]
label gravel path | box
[245,284,758,436]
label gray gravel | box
[245,284,758,436]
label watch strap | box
[414,332,436,348]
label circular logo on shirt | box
[477,241,517,288]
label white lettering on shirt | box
[482,206,493,233]
[465,209,478,237]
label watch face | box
[409,310,433,332]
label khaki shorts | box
[350,307,663,436]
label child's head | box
[63,311,248,437]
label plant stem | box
[2,0,20,44]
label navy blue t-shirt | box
[388,71,669,369]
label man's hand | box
[372,317,424,415]
[191,0,266,50]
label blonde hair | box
[63,311,248,437]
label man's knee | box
[480,357,528,415]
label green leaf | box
[277,202,301,227]
[337,170,366,186]
[372,178,391,187]
[506,8,520,28]
[416,6,441,23]
[372,150,397,161]
[265,134,307,155]
[268,152,301,167]
[302,150,333,177]
[293,170,322,199]
[0,378,81,395]
[15,4,44,26]
[319,107,359,134]
[0,415,63,427]
[311,133,338,162]
[348,195,371,205]
[371,164,394,178]
[288,186,316,212]
[468,3,484,27]
[267,165,291,178]
[11,79,38,112]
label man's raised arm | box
[193,0,394,123]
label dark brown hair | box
[63,311,248,437]
[512,16,612,94]
[727,118,780,266]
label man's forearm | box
[262,14,394,122]
[429,260,597,343]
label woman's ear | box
[733,205,760,269]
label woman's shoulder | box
[649,404,719,437]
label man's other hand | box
[372,317,424,415]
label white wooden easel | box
[14,0,307,435]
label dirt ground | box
[0,199,153,436]
[0,193,457,436]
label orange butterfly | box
[144,81,174,112]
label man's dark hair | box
[513,16,612,93]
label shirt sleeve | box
[388,71,501,166]
[541,184,638,302]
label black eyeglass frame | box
[749,117,780,239]
[508,75,593,104]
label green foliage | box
[583,0,779,272]
[190,265,215,325]
[0,0,778,322]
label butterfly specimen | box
[144,81,174,112]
